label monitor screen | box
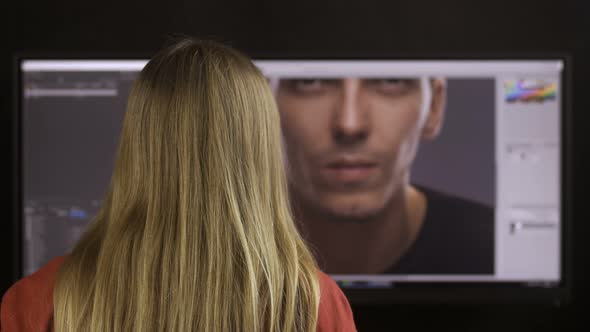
[17,58,569,303]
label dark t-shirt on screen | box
[383,185,495,275]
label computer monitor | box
[15,56,571,304]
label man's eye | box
[375,78,404,88]
[294,79,324,91]
[380,78,403,85]
[280,79,338,95]
[366,78,412,95]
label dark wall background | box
[1,0,587,330]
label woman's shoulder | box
[316,270,357,332]
[1,256,67,332]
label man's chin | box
[319,202,384,223]
[291,187,389,222]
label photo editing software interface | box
[20,59,562,288]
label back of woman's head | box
[53,38,320,332]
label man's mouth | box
[323,158,378,183]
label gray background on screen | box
[411,78,495,207]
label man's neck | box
[294,185,426,274]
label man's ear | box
[421,78,447,140]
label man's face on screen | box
[277,77,435,220]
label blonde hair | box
[53,38,320,331]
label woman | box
[1,38,356,331]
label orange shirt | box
[1,256,356,331]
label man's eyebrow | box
[281,78,336,81]
[361,77,419,80]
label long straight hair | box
[53,38,320,331]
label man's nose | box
[332,79,369,145]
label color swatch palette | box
[504,79,557,103]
